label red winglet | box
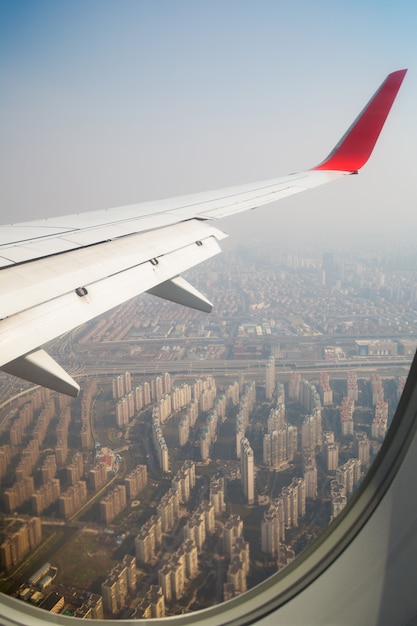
[313,69,407,172]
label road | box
[70,356,412,382]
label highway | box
[74,355,413,380]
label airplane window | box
[1,3,413,624]
[1,239,414,623]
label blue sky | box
[1,0,416,247]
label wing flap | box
[0,233,222,369]
[0,220,226,320]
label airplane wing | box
[0,69,407,396]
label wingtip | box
[313,69,407,172]
[389,68,407,78]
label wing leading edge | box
[0,70,407,395]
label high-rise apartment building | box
[224,514,243,557]
[301,414,319,452]
[300,379,322,414]
[226,557,247,595]
[322,251,339,286]
[240,437,255,505]
[210,477,226,514]
[371,374,384,405]
[157,489,179,533]
[31,479,61,515]
[263,424,298,468]
[124,464,147,499]
[40,454,57,484]
[64,451,84,486]
[143,381,151,405]
[134,385,143,412]
[171,461,195,503]
[178,414,190,446]
[152,376,163,401]
[58,481,87,518]
[265,356,275,400]
[288,372,301,400]
[4,476,35,513]
[135,586,165,618]
[112,372,131,400]
[101,555,136,616]
[231,536,250,575]
[88,462,108,491]
[341,396,355,436]
[200,430,210,461]
[177,539,199,579]
[158,558,186,602]
[372,400,388,440]
[0,518,42,571]
[267,404,286,433]
[184,512,206,551]
[163,372,171,395]
[354,431,370,467]
[319,372,333,405]
[198,500,215,534]
[152,420,170,472]
[100,484,127,524]
[261,507,280,557]
[135,515,162,563]
[330,480,347,521]
[281,484,299,528]
[336,458,361,494]
[347,371,359,401]
[303,452,318,498]
[227,381,240,405]
[73,594,104,619]
[322,431,339,471]
[0,444,11,481]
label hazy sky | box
[1,0,416,247]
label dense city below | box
[0,243,416,618]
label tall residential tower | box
[240,438,255,505]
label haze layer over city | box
[1,239,415,618]
[1,0,416,621]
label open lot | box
[54,529,116,591]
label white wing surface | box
[0,70,407,395]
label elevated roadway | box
[76,355,412,380]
